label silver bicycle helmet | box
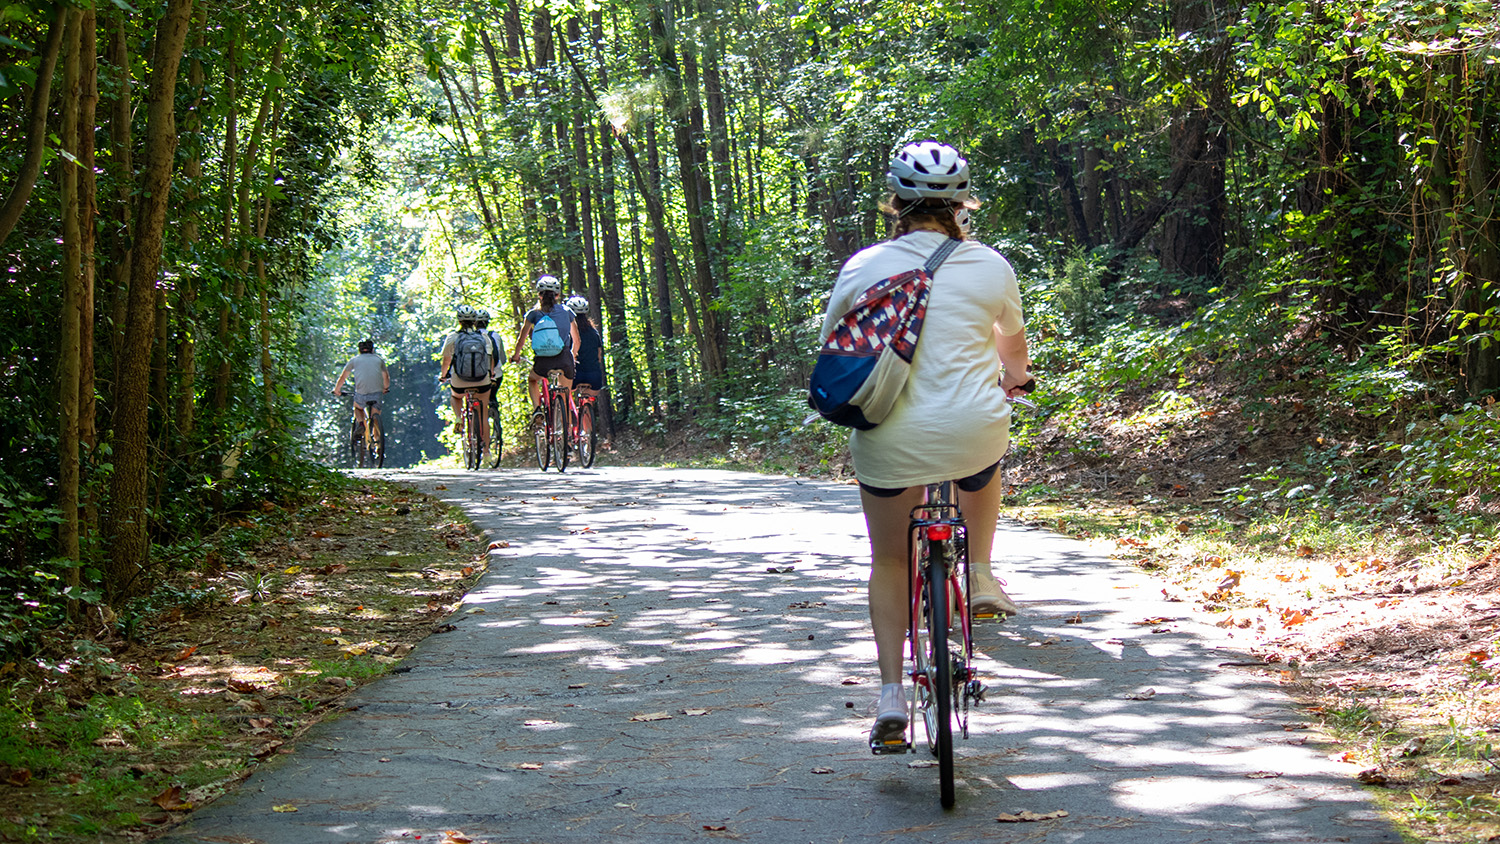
[535,274,562,293]
[564,295,589,315]
[476,308,491,323]
[456,304,479,322]
[954,207,972,236]
[886,141,971,202]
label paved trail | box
[164,466,1397,843]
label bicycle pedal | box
[870,738,911,755]
[966,679,987,704]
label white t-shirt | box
[819,231,1025,489]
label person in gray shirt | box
[332,339,390,434]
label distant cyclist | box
[476,308,506,418]
[510,275,580,410]
[332,339,389,430]
[565,295,604,399]
[440,304,495,463]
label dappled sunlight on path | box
[161,466,1397,843]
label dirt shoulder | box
[0,479,489,843]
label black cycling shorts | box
[858,459,1002,499]
[532,351,576,380]
[574,369,604,391]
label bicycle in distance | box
[529,368,572,472]
[873,386,1038,809]
[337,391,384,469]
[568,388,599,468]
[442,378,488,471]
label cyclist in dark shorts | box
[818,141,1034,746]
[511,275,581,410]
[565,295,605,397]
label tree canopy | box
[1,0,1499,647]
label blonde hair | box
[880,195,967,240]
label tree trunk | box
[650,4,726,384]
[57,7,83,605]
[175,8,206,448]
[104,0,195,603]
[0,4,67,248]
[78,9,100,536]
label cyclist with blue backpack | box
[440,304,495,462]
[510,274,580,410]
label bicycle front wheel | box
[531,407,549,469]
[921,540,956,808]
[550,394,570,472]
[575,401,597,468]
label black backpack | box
[453,329,489,381]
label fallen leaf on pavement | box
[811,767,834,774]
[441,831,474,844]
[840,677,862,685]
[703,825,727,831]
[631,712,672,722]
[996,809,1068,822]
[152,785,192,811]
[1246,771,1281,778]
[682,709,709,716]
[271,804,298,813]
[516,762,543,770]
[1124,688,1156,701]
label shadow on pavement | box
[164,467,1396,843]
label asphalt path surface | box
[163,465,1399,843]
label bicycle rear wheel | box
[575,401,597,468]
[920,540,956,808]
[550,393,570,472]
[371,414,385,469]
[464,402,482,470]
[488,404,503,469]
[531,406,549,469]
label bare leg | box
[860,486,925,686]
[526,372,543,408]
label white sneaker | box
[870,683,907,745]
[970,573,1020,617]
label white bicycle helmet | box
[954,207,972,236]
[475,308,491,323]
[564,295,589,315]
[456,304,479,322]
[535,274,562,293]
[886,141,971,202]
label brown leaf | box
[996,809,1068,823]
[4,768,31,787]
[1216,571,1241,590]
[516,762,543,770]
[172,645,198,662]
[703,825,727,831]
[152,785,192,811]
[227,678,260,694]
[441,831,474,844]
[1356,767,1388,785]
[1296,545,1315,557]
